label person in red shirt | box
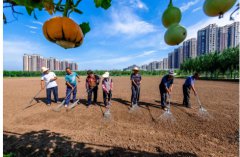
[86,70,100,106]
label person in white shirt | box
[41,67,59,106]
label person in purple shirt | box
[182,72,200,108]
[130,67,141,106]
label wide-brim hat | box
[168,70,176,76]
[132,67,139,71]
[102,72,110,78]
[41,67,49,72]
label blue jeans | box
[159,85,167,107]
[103,90,112,106]
[87,86,98,105]
[131,85,140,104]
[65,85,77,105]
[46,86,58,104]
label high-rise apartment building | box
[183,38,197,61]
[23,54,78,71]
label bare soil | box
[3,77,239,157]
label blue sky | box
[3,0,239,70]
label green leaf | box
[101,0,111,9]
[94,0,111,9]
[79,22,91,36]
[73,8,83,14]
[25,7,34,15]
[94,0,102,8]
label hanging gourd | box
[164,23,187,46]
[162,0,182,28]
[203,0,237,18]
[43,16,84,49]
[162,0,186,46]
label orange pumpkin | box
[42,16,84,49]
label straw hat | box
[102,72,110,78]
[41,67,49,73]
[132,67,139,71]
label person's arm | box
[66,81,74,89]
[76,75,80,83]
[85,79,89,91]
[111,80,113,91]
[132,80,138,86]
[139,75,142,84]
[96,75,100,85]
[169,79,174,92]
[102,82,108,93]
[41,80,45,89]
[169,84,173,92]
[191,84,197,96]
[50,73,57,82]
[50,77,57,82]
[165,84,170,94]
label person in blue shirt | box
[183,72,200,108]
[159,70,175,111]
[130,67,142,107]
[64,67,80,107]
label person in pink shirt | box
[101,72,113,108]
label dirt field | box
[3,77,239,157]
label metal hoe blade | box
[68,99,80,110]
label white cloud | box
[136,50,156,57]
[3,39,44,70]
[30,31,36,34]
[129,0,149,11]
[25,25,38,29]
[186,11,240,40]
[79,49,158,66]
[192,7,201,13]
[32,21,43,25]
[180,0,200,12]
[103,7,157,37]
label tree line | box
[180,47,239,79]
[3,70,168,77]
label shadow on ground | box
[4,130,198,157]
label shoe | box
[73,99,78,104]
[185,103,192,108]
[46,103,51,106]
[64,105,68,108]
[162,106,167,111]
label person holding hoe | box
[159,70,175,111]
[102,72,113,108]
[130,67,141,107]
[64,67,80,108]
[41,67,59,106]
[182,72,200,108]
[86,70,100,106]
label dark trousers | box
[103,90,112,106]
[87,86,98,105]
[183,85,190,107]
[46,86,58,104]
[131,85,140,104]
[65,85,77,105]
[159,85,167,107]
